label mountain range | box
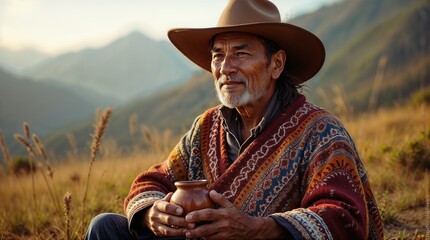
[294,0,429,111]
[23,31,197,102]
[0,67,99,150]
[0,31,198,153]
[0,48,50,73]
[1,0,429,158]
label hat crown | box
[217,0,281,27]
[167,0,325,83]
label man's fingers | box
[185,190,234,224]
[163,192,173,201]
[209,190,234,208]
[152,222,187,237]
[150,198,188,231]
[155,195,184,216]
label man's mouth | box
[220,79,245,90]
[222,81,242,87]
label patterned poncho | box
[125,95,384,239]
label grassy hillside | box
[294,0,430,112]
[292,0,414,54]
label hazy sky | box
[0,0,341,54]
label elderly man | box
[86,0,383,239]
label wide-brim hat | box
[168,0,325,84]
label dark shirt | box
[219,91,282,162]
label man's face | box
[211,32,275,109]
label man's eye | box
[237,52,249,56]
[212,53,224,60]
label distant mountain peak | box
[109,30,154,47]
[126,30,147,38]
[24,29,197,102]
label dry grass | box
[0,131,13,167]
[0,103,429,239]
[63,191,72,240]
[81,107,112,234]
[340,104,430,239]
[0,153,163,239]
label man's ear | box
[271,50,286,79]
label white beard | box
[215,76,267,109]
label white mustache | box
[218,75,246,85]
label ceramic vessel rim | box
[174,180,208,187]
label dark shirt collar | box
[219,90,283,161]
[220,90,281,137]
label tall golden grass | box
[0,102,429,239]
[81,107,112,235]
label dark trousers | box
[85,213,186,240]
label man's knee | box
[86,213,129,239]
[91,213,121,227]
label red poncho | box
[125,95,383,239]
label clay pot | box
[170,180,215,215]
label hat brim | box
[168,22,325,84]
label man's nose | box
[220,55,237,76]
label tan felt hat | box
[168,0,325,84]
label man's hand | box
[142,192,188,237]
[184,190,286,240]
